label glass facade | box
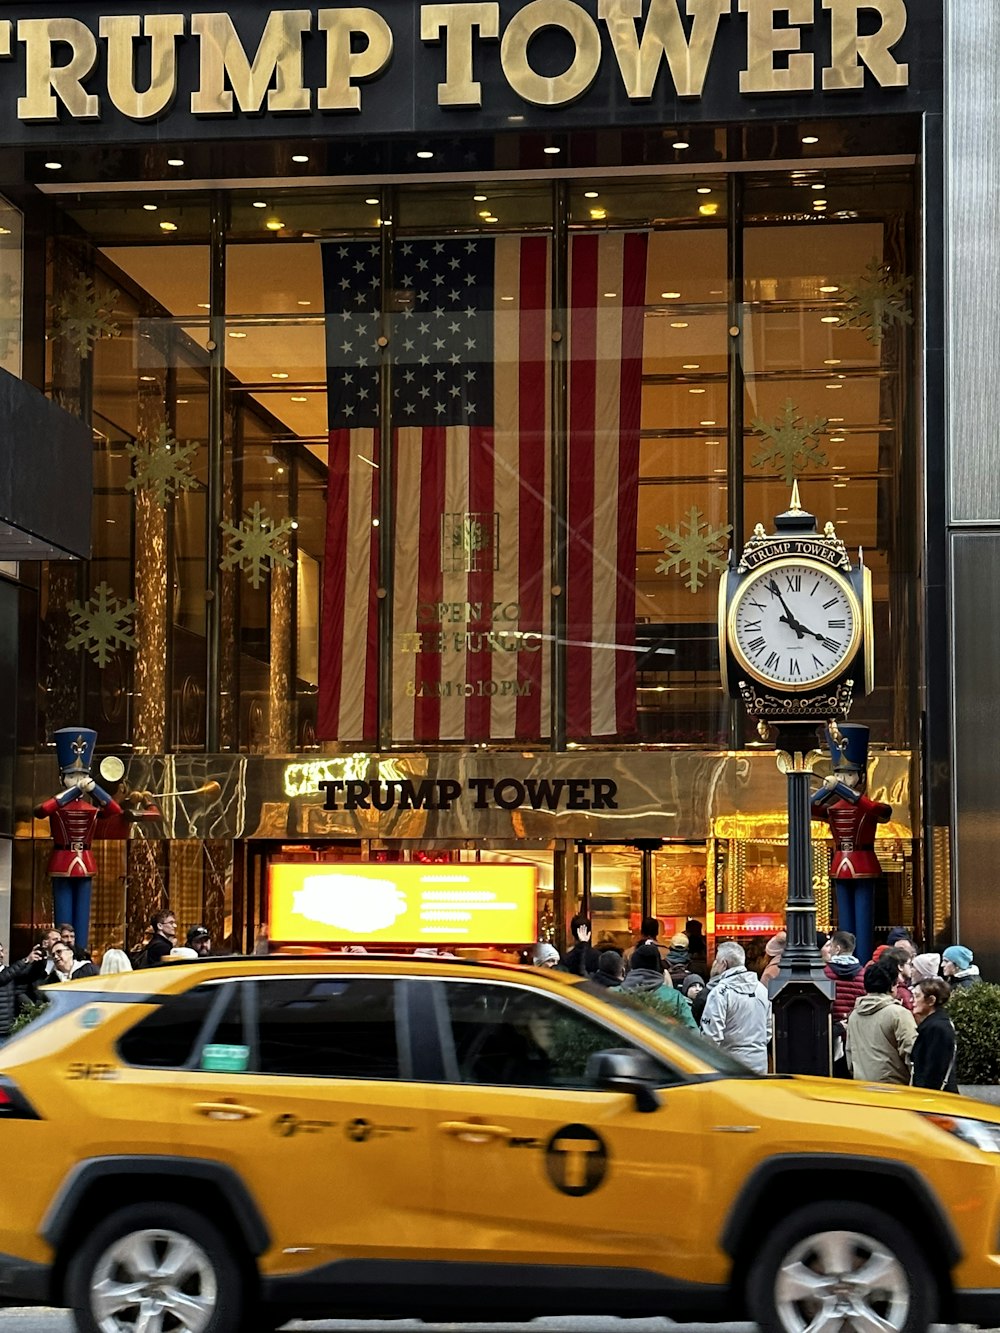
[38,167,916,756]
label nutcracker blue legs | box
[834,879,875,964]
[52,878,92,952]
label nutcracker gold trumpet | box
[125,781,221,805]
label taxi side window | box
[256,977,401,1080]
[442,982,663,1090]
[119,983,239,1069]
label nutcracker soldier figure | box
[810,723,892,965]
[33,728,122,950]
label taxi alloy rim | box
[774,1228,910,1333]
[90,1226,218,1333]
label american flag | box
[318,232,647,744]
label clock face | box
[729,559,861,691]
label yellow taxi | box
[0,955,998,1333]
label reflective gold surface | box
[500,0,602,106]
[599,0,729,100]
[19,748,913,844]
[190,11,311,116]
[18,19,99,121]
[422,3,499,108]
[101,15,184,121]
[822,0,909,91]
[739,0,814,95]
[318,8,394,112]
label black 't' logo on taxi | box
[544,1124,607,1196]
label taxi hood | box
[778,1074,1000,1121]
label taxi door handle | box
[438,1120,512,1143]
[193,1101,262,1121]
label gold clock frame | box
[725,556,863,694]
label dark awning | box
[0,367,92,560]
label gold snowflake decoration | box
[125,424,199,509]
[837,259,913,345]
[66,582,137,668]
[221,502,294,589]
[751,399,830,485]
[657,507,733,593]
[52,273,121,356]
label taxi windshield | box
[586,984,757,1078]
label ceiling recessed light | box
[142,203,158,212]
[826,383,843,389]
[584,190,599,199]
[829,417,845,422]
[416,150,434,159]
[473,194,488,202]
[266,220,283,231]
[689,387,706,394]
[197,303,210,310]
[671,321,689,328]
[484,215,498,223]
[228,331,247,339]
[673,140,689,150]
[604,292,618,298]
[821,315,839,324]
[479,210,491,218]
[372,517,381,527]
[176,399,188,405]
[252,201,267,209]
[543,145,561,155]
[139,375,156,382]
[699,203,719,216]
[44,161,62,170]
[662,291,681,299]
[683,363,700,370]
[700,420,716,426]
[271,372,289,380]
[820,285,840,293]
[590,209,607,219]
[291,395,308,402]
[292,154,309,163]
[365,197,379,205]
[830,435,846,443]
[501,295,514,301]
[811,183,826,190]
[297,300,311,306]
[159,221,177,231]
[696,186,712,195]
[813,199,827,206]
[825,359,842,366]
[802,135,819,144]
[167,158,184,167]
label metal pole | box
[205,191,227,753]
[550,181,569,752]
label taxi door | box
[421,977,719,1283]
[167,974,438,1268]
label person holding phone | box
[0,941,44,1042]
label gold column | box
[218,402,239,748]
[202,839,231,946]
[269,557,294,751]
[133,382,168,752]
[125,838,167,952]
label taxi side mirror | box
[586,1048,663,1113]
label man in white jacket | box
[700,940,771,1073]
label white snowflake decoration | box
[221,502,294,589]
[657,507,733,593]
[66,582,137,668]
[53,273,121,357]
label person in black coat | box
[0,941,44,1039]
[911,976,959,1093]
[563,914,599,977]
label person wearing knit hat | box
[885,927,915,957]
[760,931,786,987]
[532,942,561,968]
[591,950,625,988]
[680,973,708,1024]
[942,944,980,989]
[665,932,690,988]
[911,952,941,986]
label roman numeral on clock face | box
[822,637,841,653]
[785,574,802,593]
[747,636,765,653]
[789,659,802,677]
[765,651,780,670]
[828,619,846,629]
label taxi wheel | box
[746,1200,935,1333]
[66,1201,245,1333]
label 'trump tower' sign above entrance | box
[0,0,931,144]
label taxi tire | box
[66,1200,245,1333]
[746,1200,935,1333]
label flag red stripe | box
[615,234,646,737]
[566,234,599,739]
[412,427,447,742]
[517,235,549,740]
[364,431,381,740]
[317,429,352,740]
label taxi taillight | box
[0,1076,40,1119]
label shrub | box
[949,983,1000,1084]
[10,999,47,1035]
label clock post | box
[718,483,874,1076]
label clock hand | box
[790,614,827,643]
[768,581,807,637]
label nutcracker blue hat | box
[53,727,97,776]
[825,723,870,773]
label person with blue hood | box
[613,943,696,1029]
[942,944,981,989]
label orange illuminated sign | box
[268,862,538,945]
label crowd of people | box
[533,915,980,1091]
